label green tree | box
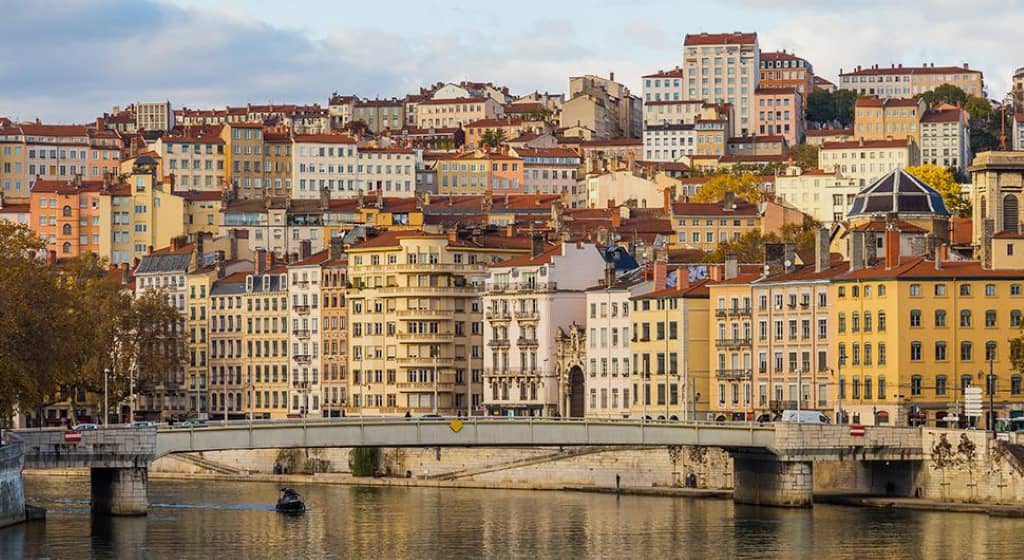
[832,90,858,127]
[480,128,508,149]
[349,447,381,476]
[787,144,820,170]
[806,89,835,125]
[344,119,370,137]
[693,172,763,203]
[905,164,970,217]
[919,84,967,108]
[964,96,994,122]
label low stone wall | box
[0,443,26,528]
[916,429,1024,504]
[152,445,735,490]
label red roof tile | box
[683,32,757,46]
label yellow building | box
[181,190,224,237]
[186,265,216,415]
[244,255,292,418]
[320,242,348,417]
[98,158,186,265]
[263,128,293,197]
[707,273,758,420]
[0,126,27,198]
[833,254,1024,428]
[221,122,265,199]
[629,278,710,420]
[670,198,762,252]
[345,229,530,415]
[209,270,249,419]
[853,97,924,144]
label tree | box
[787,144,820,170]
[806,89,835,125]
[964,95,994,122]
[480,128,507,149]
[702,230,766,263]
[693,172,763,204]
[832,90,858,127]
[906,164,970,217]
[919,84,967,109]
[344,119,369,137]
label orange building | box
[30,177,104,257]
[435,149,524,195]
[758,51,815,106]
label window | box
[878,312,886,332]
[934,310,946,327]
[935,284,946,296]
[910,342,922,361]
[986,284,996,297]
[986,341,997,361]
[909,284,921,296]
[936,375,947,396]
[1013,376,1022,395]
[960,310,972,327]
[1013,310,1023,327]
[986,310,997,327]
[911,375,922,396]
[960,284,971,296]
[935,341,947,361]
[910,310,921,327]
[960,341,973,361]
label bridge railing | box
[15,427,156,468]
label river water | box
[1,476,1021,559]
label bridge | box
[11,418,924,514]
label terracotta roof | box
[20,124,89,137]
[840,65,982,77]
[504,102,544,113]
[727,135,785,144]
[855,97,920,108]
[683,32,757,46]
[580,139,642,148]
[31,179,106,194]
[754,261,850,283]
[290,249,331,267]
[754,87,800,95]
[489,244,561,267]
[708,272,762,286]
[293,133,356,144]
[921,109,963,124]
[837,256,1024,281]
[631,279,710,299]
[760,51,809,63]
[418,97,492,106]
[642,68,684,79]
[513,147,580,159]
[814,76,836,87]
[821,139,913,150]
[177,190,224,202]
[672,201,760,216]
[993,231,1024,239]
[719,154,785,163]
[349,230,446,250]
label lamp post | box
[987,356,996,437]
[103,368,110,426]
[834,346,847,424]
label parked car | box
[180,419,208,428]
[71,423,99,431]
[420,414,443,419]
[780,410,830,424]
[130,421,157,429]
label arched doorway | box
[568,366,585,418]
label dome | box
[134,155,157,167]
[847,169,949,218]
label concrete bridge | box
[11,419,924,513]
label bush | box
[349,447,381,477]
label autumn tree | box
[694,172,764,204]
[787,144,820,170]
[701,221,819,264]
[906,164,970,217]
[480,128,508,148]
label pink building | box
[753,87,804,147]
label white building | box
[291,134,359,199]
[643,100,704,127]
[818,138,919,187]
[920,108,971,173]
[510,147,581,195]
[287,249,327,417]
[136,101,174,132]
[642,68,684,103]
[358,147,416,197]
[584,273,650,418]
[643,124,696,162]
[773,166,863,224]
[681,32,760,136]
[482,241,606,416]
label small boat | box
[275,487,306,514]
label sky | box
[1,0,1021,122]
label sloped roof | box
[136,252,192,275]
[846,169,949,218]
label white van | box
[781,410,830,424]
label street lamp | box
[103,368,110,426]
[987,355,996,437]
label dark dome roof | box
[135,155,157,166]
[847,169,949,218]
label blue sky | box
[0,0,1019,122]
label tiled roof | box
[136,252,192,275]
[642,68,684,79]
[921,109,963,124]
[837,257,1024,280]
[489,244,561,267]
[293,133,356,144]
[632,279,710,299]
[806,128,852,137]
[683,32,757,46]
[672,201,760,216]
[290,249,331,267]
[855,97,920,108]
[821,139,913,150]
[754,87,800,95]
[840,65,982,77]
[418,97,491,106]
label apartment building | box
[243,255,293,419]
[153,126,226,191]
[98,161,186,265]
[563,74,642,139]
[0,125,27,197]
[287,248,327,418]
[320,241,348,416]
[920,107,971,172]
[435,149,523,195]
[352,98,405,133]
[773,166,861,224]
[629,272,710,420]
[682,32,760,136]
[753,87,804,146]
[358,147,417,197]
[483,241,606,416]
[818,138,919,186]
[221,122,265,199]
[30,177,104,258]
[290,133,359,199]
[839,63,984,97]
[416,97,504,129]
[136,101,174,132]
[346,230,530,416]
[758,51,815,105]
[643,100,704,127]
[642,68,684,102]
[854,97,924,145]
[510,147,580,196]
[643,124,696,162]
[584,271,651,417]
[669,198,762,252]
[208,271,248,419]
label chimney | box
[724,254,739,280]
[215,250,226,279]
[603,261,616,288]
[784,243,796,273]
[256,248,267,275]
[653,259,667,291]
[935,244,943,270]
[447,229,458,244]
[815,226,830,273]
[300,239,312,260]
[329,236,345,260]
[723,191,736,209]
[610,210,622,229]
[675,266,690,291]
[609,71,615,82]
[531,232,545,258]
[320,186,330,210]
[505,224,514,238]
[884,226,900,270]
[981,218,994,270]
[849,230,865,272]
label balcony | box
[716,368,752,381]
[484,368,540,378]
[293,354,311,364]
[295,329,310,339]
[395,356,455,368]
[396,308,454,318]
[728,307,752,317]
[395,381,456,392]
[294,304,310,315]
[715,309,729,318]
[487,282,558,294]
[488,339,511,349]
[715,337,752,348]
[377,285,479,297]
[395,331,454,342]
[514,309,539,321]
[377,263,487,274]
[485,310,512,322]
[517,337,539,348]
[769,399,804,411]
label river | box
[1,476,1021,559]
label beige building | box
[563,74,642,139]
[352,98,405,133]
[345,230,529,415]
[682,32,760,136]
[773,166,862,224]
[854,97,924,144]
[221,123,266,199]
[670,198,762,252]
[920,107,971,173]
[135,101,174,132]
[584,169,665,210]
[416,97,504,129]
[839,63,984,98]
[153,126,226,191]
[819,138,919,186]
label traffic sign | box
[965,386,983,417]
[849,425,865,437]
[449,419,464,433]
[63,430,82,443]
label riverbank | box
[24,468,1024,515]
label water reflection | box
[1,476,1022,559]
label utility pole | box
[103,368,109,426]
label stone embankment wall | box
[152,445,735,489]
[0,442,26,528]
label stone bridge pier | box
[732,454,813,507]
[17,427,155,516]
